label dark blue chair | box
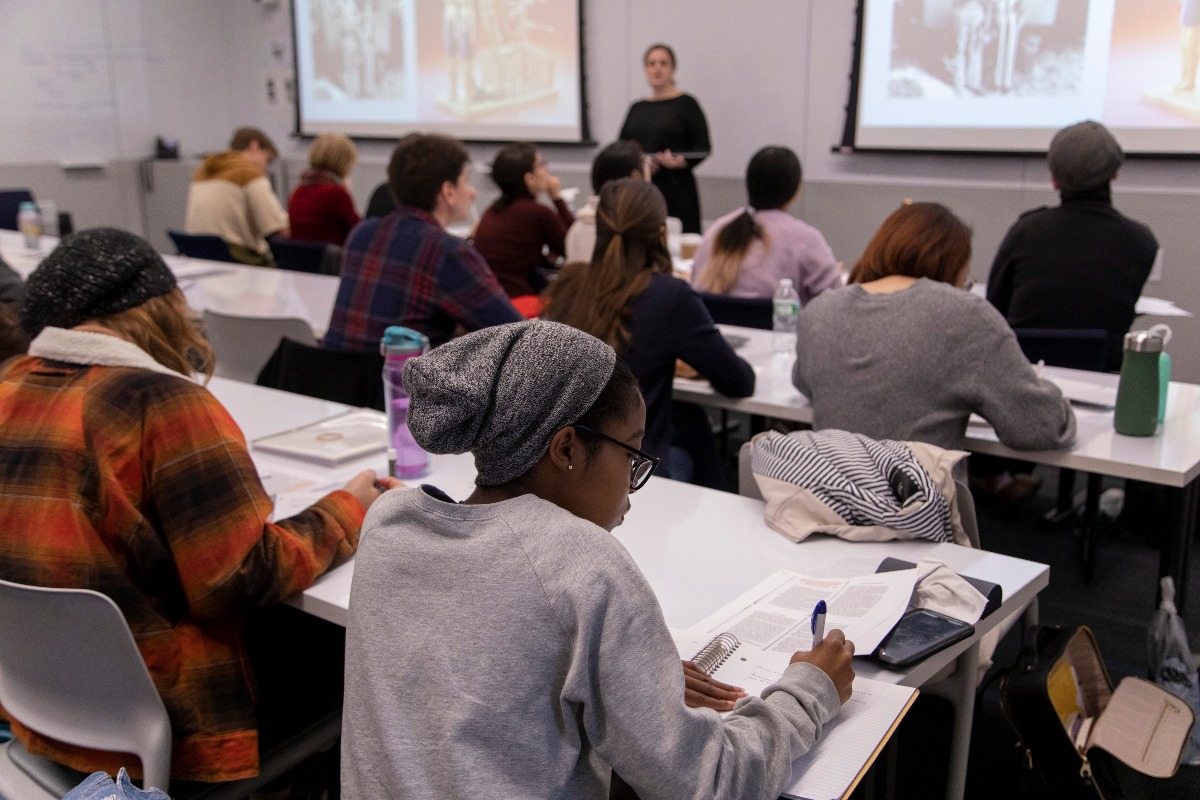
[1013,328,1108,373]
[269,238,332,275]
[698,293,773,330]
[167,229,236,263]
[0,189,35,231]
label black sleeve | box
[681,95,711,168]
[986,228,1017,317]
[672,285,754,397]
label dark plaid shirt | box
[323,205,522,351]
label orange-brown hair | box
[308,134,357,177]
[96,289,214,380]
[848,202,972,286]
[541,179,671,355]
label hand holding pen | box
[790,599,855,704]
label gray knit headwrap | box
[22,228,177,336]
[404,320,617,486]
[1047,120,1123,196]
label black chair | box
[1013,327,1108,580]
[698,293,773,330]
[167,230,236,263]
[256,337,385,411]
[1013,328,1108,373]
[270,238,332,275]
[0,189,35,231]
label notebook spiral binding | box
[691,632,741,675]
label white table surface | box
[684,325,1200,489]
[207,375,1048,800]
[206,376,1048,689]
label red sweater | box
[287,171,362,246]
[472,197,574,297]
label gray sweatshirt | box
[342,487,841,800]
[793,279,1076,451]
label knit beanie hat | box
[22,228,177,336]
[404,320,617,486]
[1047,120,1123,196]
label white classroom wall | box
[3,0,1200,378]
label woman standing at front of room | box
[619,43,711,233]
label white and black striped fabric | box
[751,429,954,542]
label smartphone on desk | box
[874,608,975,668]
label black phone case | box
[874,608,975,668]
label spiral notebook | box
[683,630,917,800]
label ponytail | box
[695,208,767,294]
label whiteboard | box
[0,0,123,165]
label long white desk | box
[684,326,1200,604]
[206,376,1048,800]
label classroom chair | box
[698,293,773,330]
[0,189,35,231]
[167,230,236,263]
[1012,328,1107,373]
[202,309,316,384]
[0,578,341,800]
[269,238,332,275]
[256,337,386,410]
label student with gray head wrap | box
[342,319,855,800]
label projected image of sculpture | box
[1179,0,1199,93]
[309,0,410,101]
[438,0,558,118]
[888,0,1085,99]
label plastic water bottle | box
[772,278,800,355]
[17,201,41,251]
[381,326,430,477]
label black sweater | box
[987,187,1158,371]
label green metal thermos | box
[1114,330,1164,437]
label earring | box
[568,464,574,470]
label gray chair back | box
[203,309,317,383]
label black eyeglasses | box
[572,424,660,492]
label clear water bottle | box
[772,278,800,355]
[17,201,41,251]
[381,326,430,477]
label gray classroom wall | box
[4,0,1200,378]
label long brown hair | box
[542,179,671,354]
[96,288,215,379]
[848,202,972,286]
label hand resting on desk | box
[682,660,747,711]
[791,629,856,704]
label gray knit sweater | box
[342,487,841,800]
[792,279,1076,451]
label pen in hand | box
[810,599,827,644]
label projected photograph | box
[306,0,411,101]
[1105,1,1200,126]
[294,0,584,143]
[888,0,1089,99]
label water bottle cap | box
[1124,330,1163,353]
[779,279,793,287]
[381,326,429,356]
[18,201,36,212]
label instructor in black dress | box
[619,43,711,233]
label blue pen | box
[810,600,827,644]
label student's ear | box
[547,426,583,474]
[524,171,539,194]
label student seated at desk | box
[793,202,1075,455]
[342,320,854,800]
[692,146,840,302]
[287,133,362,247]
[542,178,754,486]
[471,142,575,299]
[0,229,402,783]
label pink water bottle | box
[381,326,430,477]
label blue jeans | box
[63,769,171,800]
